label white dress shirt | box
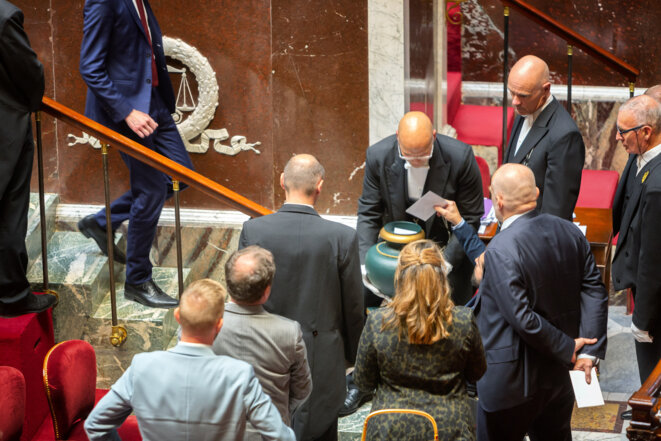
[514,94,554,157]
[636,143,661,175]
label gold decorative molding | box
[446,0,468,26]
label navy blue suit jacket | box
[80,0,175,129]
[476,211,607,412]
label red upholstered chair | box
[38,340,142,441]
[576,169,620,209]
[0,366,26,441]
[475,156,491,198]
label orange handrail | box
[361,409,439,440]
[40,96,272,218]
[502,0,639,82]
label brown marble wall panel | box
[462,0,658,87]
[271,0,369,214]
[15,0,368,214]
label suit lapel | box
[121,0,151,44]
[512,98,558,164]
[423,138,450,234]
[504,116,524,162]
[385,151,407,221]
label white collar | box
[526,94,554,123]
[638,143,661,173]
[500,209,534,231]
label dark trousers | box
[477,383,574,441]
[93,89,193,284]
[0,123,34,303]
[635,337,661,384]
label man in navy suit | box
[475,164,607,441]
[612,94,661,385]
[504,55,584,220]
[78,0,193,308]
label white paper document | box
[405,191,448,221]
[569,368,604,408]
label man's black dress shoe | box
[0,292,58,318]
[124,280,178,309]
[339,386,373,417]
[78,214,126,264]
[621,409,633,420]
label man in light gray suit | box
[213,245,312,439]
[84,279,295,441]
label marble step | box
[26,193,59,264]
[338,403,372,440]
[27,231,125,341]
[87,266,191,388]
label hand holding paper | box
[405,191,448,221]
[434,199,463,226]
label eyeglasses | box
[398,143,433,162]
[616,124,646,136]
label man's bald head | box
[396,112,436,167]
[644,85,661,104]
[282,154,325,197]
[508,55,551,116]
[491,164,539,221]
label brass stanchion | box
[567,45,573,114]
[173,180,184,297]
[502,6,510,163]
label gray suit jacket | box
[84,343,295,441]
[213,302,312,439]
[504,97,585,220]
[239,204,364,440]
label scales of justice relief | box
[68,37,261,156]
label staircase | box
[24,193,240,387]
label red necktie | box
[135,0,159,87]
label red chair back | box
[0,366,25,441]
[43,340,96,440]
[475,156,491,198]
[576,169,619,209]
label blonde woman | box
[354,239,486,440]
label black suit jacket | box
[504,97,585,220]
[357,134,484,304]
[476,211,607,412]
[239,204,364,440]
[612,154,661,337]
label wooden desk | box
[478,207,613,289]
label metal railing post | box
[173,180,184,297]
[100,143,126,346]
[630,82,635,98]
[502,6,510,163]
[567,44,573,114]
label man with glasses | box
[611,94,661,392]
[504,55,584,221]
[357,111,484,308]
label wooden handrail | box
[502,0,639,82]
[40,96,272,219]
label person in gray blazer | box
[213,245,312,439]
[239,154,364,441]
[84,279,295,441]
[504,55,585,221]
[0,0,57,317]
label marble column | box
[369,0,405,144]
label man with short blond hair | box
[85,279,295,440]
[504,55,585,220]
[214,246,312,440]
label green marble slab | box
[338,401,372,440]
[26,193,59,264]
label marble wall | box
[15,0,661,215]
[17,0,368,215]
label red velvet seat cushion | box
[452,104,515,165]
[43,340,97,439]
[576,169,619,209]
[447,71,462,123]
[0,308,54,441]
[0,366,25,441]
